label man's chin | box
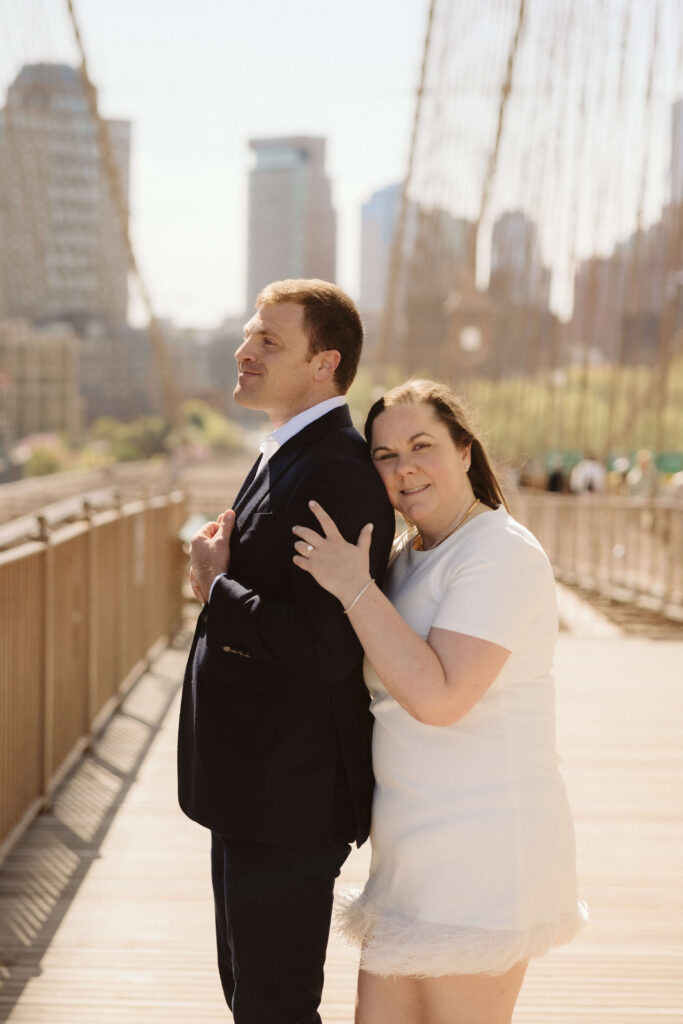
[233,383,261,409]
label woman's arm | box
[293,501,509,726]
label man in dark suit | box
[177,279,395,1024]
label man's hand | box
[189,509,236,603]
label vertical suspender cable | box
[64,0,178,421]
[373,0,437,383]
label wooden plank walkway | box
[1,604,682,1022]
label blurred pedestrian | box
[626,449,660,498]
[568,453,606,494]
[546,456,565,493]
[666,470,683,499]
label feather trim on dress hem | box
[335,889,588,978]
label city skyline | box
[0,0,425,327]
[1,1,680,332]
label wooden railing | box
[0,492,186,858]
[513,492,683,619]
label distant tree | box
[110,416,171,462]
[171,400,244,457]
[24,447,67,476]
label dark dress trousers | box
[177,406,395,1023]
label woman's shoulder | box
[473,504,544,545]
[444,505,553,577]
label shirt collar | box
[259,396,347,461]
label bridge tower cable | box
[373,0,437,383]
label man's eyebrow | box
[243,324,282,340]
[371,431,435,454]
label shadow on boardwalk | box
[0,629,194,1023]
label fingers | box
[291,524,321,545]
[357,522,374,553]
[292,553,314,573]
[293,539,316,557]
[191,511,234,553]
[307,500,339,537]
[216,509,235,540]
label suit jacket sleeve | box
[205,462,393,685]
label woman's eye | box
[375,453,396,462]
[413,443,429,451]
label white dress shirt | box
[256,395,347,471]
[207,396,348,600]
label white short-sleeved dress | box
[339,505,586,977]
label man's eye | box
[263,338,276,346]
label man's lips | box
[400,484,430,495]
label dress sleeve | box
[430,529,555,651]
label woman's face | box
[370,402,471,541]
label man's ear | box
[313,349,341,381]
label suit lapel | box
[233,406,355,525]
[233,455,262,511]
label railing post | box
[37,515,55,808]
[116,490,128,688]
[83,499,99,741]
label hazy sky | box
[1,0,426,326]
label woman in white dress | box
[292,380,585,1024]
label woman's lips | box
[400,484,429,495]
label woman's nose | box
[395,453,416,477]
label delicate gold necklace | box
[414,497,480,551]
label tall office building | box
[246,136,336,310]
[672,98,683,204]
[360,183,402,312]
[0,63,130,325]
[490,211,550,308]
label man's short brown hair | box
[255,279,363,394]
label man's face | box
[234,302,320,426]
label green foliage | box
[173,400,245,456]
[372,356,683,465]
[86,404,244,464]
[24,446,69,477]
[106,416,172,462]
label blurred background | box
[0,0,680,495]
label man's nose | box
[235,338,255,362]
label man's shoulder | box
[297,426,375,480]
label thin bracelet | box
[343,578,375,614]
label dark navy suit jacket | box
[177,406,395,847]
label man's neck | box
[268,393,342,430]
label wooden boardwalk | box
[1,599,682,1023]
